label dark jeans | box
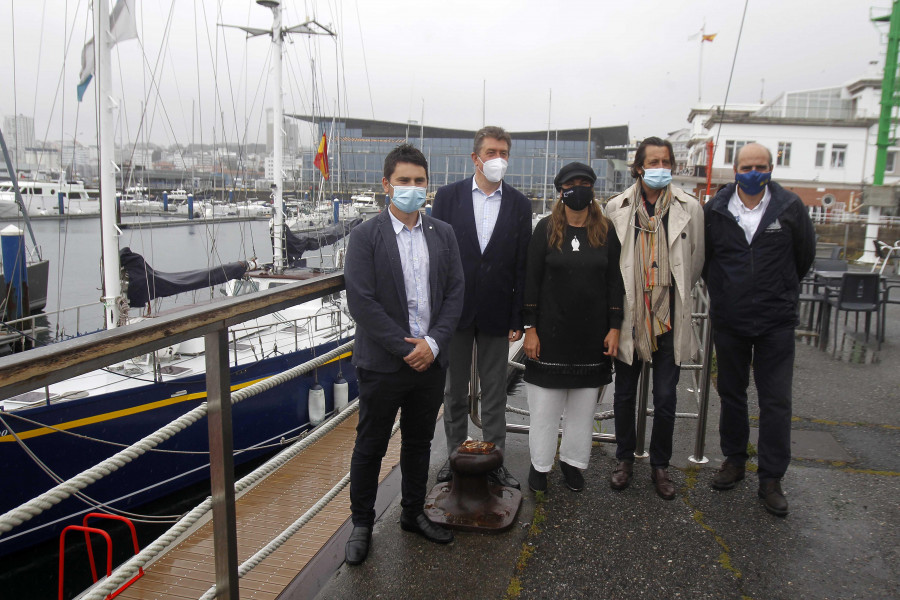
[714,327,794,482]
[614,331,680,468]
[349,364,445,528]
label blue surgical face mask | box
[389,185,427,213]
[735,169,771,195]
[642,168,672,190]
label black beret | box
[553,162,597,191]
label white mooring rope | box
[0,340,353,536]
[82,393,362,600]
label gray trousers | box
[443,327,509,455]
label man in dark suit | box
[343,144,465,565]
[432,126,532,489]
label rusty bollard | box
[424,440,522,532]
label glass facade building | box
[290,116,631,200]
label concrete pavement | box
[311,292,899,600]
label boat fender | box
[334,377,349,413]
[308,384,326,426]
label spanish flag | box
[702,33,717,42]
[314,133,329,180]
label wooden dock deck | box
[114,412,398,600]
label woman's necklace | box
[571,235,580,252]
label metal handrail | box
[0,271,345,600]
[0,272,344,400]
[476,281,714,460]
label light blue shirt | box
[471,178,503,253]
[388,209,439,359]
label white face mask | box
[479,157,508,183]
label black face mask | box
[561,186,593,211]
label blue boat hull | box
[0,337,357,557]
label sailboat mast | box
[96,0,122,329]
[272,3,285,270]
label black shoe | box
[609,461,634,491]
[712,460,746,490]
[400,512,454,543]
[488,465,521,489]
[528,465,547,493]
[344,526,372,565]
[559,461,584,492]
[436,460,452,483]
[758,480,789,517]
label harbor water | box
[4,216,275,337]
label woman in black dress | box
[523,162,624,493]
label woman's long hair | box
[547,196,609,250]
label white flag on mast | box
[77,0,138,102]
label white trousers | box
[526,383,602,472]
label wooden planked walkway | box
[116,412,399,600]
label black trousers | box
[714,327,795,482]
[613,330,681,468]
[349,364,445,528]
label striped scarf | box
[632,185,673,362]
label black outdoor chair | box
[880,282,900,343]
[825,273,881,351]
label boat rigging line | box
[712,0,750,164]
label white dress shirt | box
[388,209,438,358]
[728,185,772,245]
[471,178,503,253]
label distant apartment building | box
[3,114,35,169]
[266,109,300,156]
[681,65,898,218]
[264,155,303,181]
[61,143,95,178]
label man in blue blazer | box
[432,126,532,489]
[343,144,465,565]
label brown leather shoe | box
[609,461,633,490]
[651,468,676,500]
[758,480,789,517]
[712,460,745,490]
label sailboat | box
[0,0,356,559]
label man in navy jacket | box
[703,142,815,517]
[344,144,464,564]
[432,126,532,489]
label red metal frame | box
[705,139,715,199]
[57,513,144,600]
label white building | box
[682,66,899,218]
[666,128,691,175]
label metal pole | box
[272,4,285,270]
[96,0,122,330]
[634,361,651,458]
[205,328,239,600]
[689,311,713,464]
[542,89,551,214]
[468,341,480,426]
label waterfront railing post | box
[205,327,240,600]
[468,342,481,427]
[634,362,651,458]
[689,300,714,465]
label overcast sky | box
[0,0,890,150]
